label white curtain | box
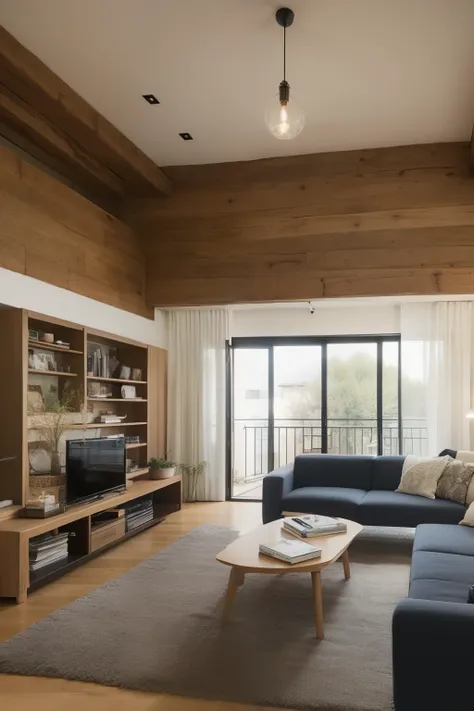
[167,309,230,501]
[401,302,473,455]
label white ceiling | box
[1,0,474,167]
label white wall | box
[0,267,166,347]
[232,303,400,338]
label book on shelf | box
[259,538,322,564]
[283,515,347,539]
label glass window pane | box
[232,349,268,499]
[382,341,399,455]
[327,343,377,455]
[274,346,322,468]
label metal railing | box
[233,418,428,482]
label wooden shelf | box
[28,369,78,377]
[0,477,182,535]
[87,398,147,402]
[72,421,148,429]
[126,442,147,450]
[28,341,83,355]
[87,376,147,385]
[126,467,150,480]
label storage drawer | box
[90,518,126,552]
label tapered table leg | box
[311,570,324,640]
[222,566,244,624]
[342,549,351,580]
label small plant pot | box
[150,466,176,480]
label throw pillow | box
[439,451,474,505]
[460,502,474,527]
[397,456,450,499]
[436,457,474,505]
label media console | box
[0,476,181,603]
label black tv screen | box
[66,437,126,505]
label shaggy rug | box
[0,524,413,710]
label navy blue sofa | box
[263,454,473,711]
[393,523,474,711]
[262,454,467,526]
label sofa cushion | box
[357,490,466,527]
[414,523,474,557]
[281,486,366,519]
[370,455,405,491]
[293,454,373,490]
[410,550,474,586]
[408,578,470,604]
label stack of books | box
[259,538,322,564]
[283,515,347,539]
[124,495,154,532]
[29,532,69,572]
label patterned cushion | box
[436,457,474,505]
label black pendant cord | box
[283,24,286,82]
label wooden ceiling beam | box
[0,26,171,198]
[0,83,124,201]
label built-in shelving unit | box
[0,307,169,603]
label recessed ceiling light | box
[142,94,160,105]
[179,132,193,141]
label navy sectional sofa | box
[393,523,474,711]
[262,454,467,526]
[263,454,473,711]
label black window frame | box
[226,334,401,502]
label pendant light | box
[265,7,304,140]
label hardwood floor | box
[0,502,284,711]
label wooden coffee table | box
[216,517,362,639]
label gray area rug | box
[0,524,413,710]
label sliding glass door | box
[228,335,401,500]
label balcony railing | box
[233,418,428,483]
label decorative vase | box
[50,451,61,475]
[150,466,176,480]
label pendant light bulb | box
[265,7,304,140]
[265,89,305,140]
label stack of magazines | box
[283,515,347,539]
[124,495,153,531]
[29,532,69,572]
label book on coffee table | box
[283,515,347,538]
[259,538,322,564]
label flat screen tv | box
[66,437,126,505]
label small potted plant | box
[148,457,177,480]
[181,461,208,502]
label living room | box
[1,2,474,711]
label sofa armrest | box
[393,597,474,711]
[262,463,294,523]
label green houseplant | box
[148,457,177,480]
[181,461,208,502]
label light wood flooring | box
[0,502,286,711]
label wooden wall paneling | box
[147,346,167,460]
[0,143,152,318]
[0,308,27,505]
[0,26,171,198]
[125,142,474,306]
[0,83,125,202]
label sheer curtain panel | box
[167,309,230,501]
[401,302,473,456]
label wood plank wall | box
[0,143,152,318]
[125,142,474,306]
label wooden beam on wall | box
[123,142,474,306]
[0,143,152,318]
[0,26,171,199]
